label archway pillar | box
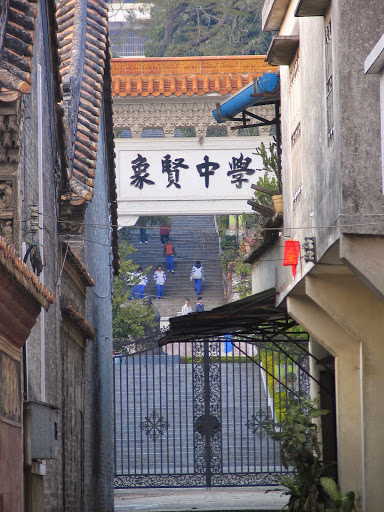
[287,294,363,503]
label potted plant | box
[250,141,283,214]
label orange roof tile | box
[111,56,277,98]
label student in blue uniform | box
[153,265,167,299]
[190,260,205,295]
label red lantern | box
[283,240,300,278]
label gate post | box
[193,340,222,487]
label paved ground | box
[114,487,287,511]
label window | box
[325,19,334,146]
[237,126,260,136]
[174,127,196,137]
[206,126,228,137]
[289,50,302,203]
[110,28,147,57]
[141,128,164,138]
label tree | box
[113,241,157,352]
[131,0,272,57]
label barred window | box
[110,29,147,57]
[325,19,334,146]
[289,51,302,204]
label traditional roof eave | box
[61,303,96,341]
[62,242,95,287]
[56,0,109,205]
[0,238,54,347]
[0,237,54,310]
[56,0,119,274]
[111,56,277,99]
[103,47,119,276]
[0,0,38,96]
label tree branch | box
[155,2,189,57]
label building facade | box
[111,56,276,221]
[0,0,117,509]
[245,0,384,509]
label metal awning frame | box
[215,99,282,188]
[158,289,293,345]
[158,288,334,395]
[215,99,280,132]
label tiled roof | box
[0,0,38,95]
[0,237,54,311]
[56,0,119,274]
[56,0,109,203]
[62,242,95,287]
[111,56,276,98]
[62,303,96,340]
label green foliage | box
[265,399,329,511]
[320,478,356,512]
[259,349,290,420]
[219,234,238,270]
[253,141,281,192]
[136,0,272,57]
[113,242,156,351]
[251,142,282,219]
[220,234,238,251]
[232,256,252,298]
[265,400,355,512]
[252,173,278,209]
[136,216,171,227]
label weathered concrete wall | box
[261,0,384,303]
[253,2,384,508]
[276,12,342,299]
[83,109,115,512]
[334,0,383,233]
[18,0,115,509]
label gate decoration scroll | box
[192,340,222,486]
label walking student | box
[164,239,176,273]
[190,260,204,295]
[135,267,148,299]
[153,265,167,299]
[195,296,205,312]
[160,223,171,244]
[181,298,193,316]
[137,217,148,244]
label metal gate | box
[114,339,310,488]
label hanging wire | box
[37,212,384,233]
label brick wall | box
[18,0,115,509]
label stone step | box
[124,215,226,319]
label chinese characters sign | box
[129,152,255,190]
[117,138,272,217]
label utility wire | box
[36,212,384,233]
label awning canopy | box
[212,72,280,123]
[159,288,296,346]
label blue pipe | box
[212,72,279,123]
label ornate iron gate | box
[114,339,309,488]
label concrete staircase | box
[126,216,226,319]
